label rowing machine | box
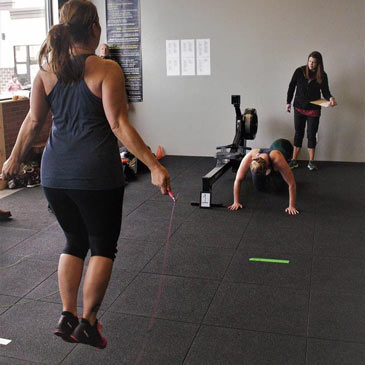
[191,95,258,208]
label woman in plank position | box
[228,138,299,215]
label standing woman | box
[286,51,337,170]
[1,0,170,349]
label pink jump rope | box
[134,190,177,364]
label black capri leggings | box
[43,186,124,260]
[294,109,320,149]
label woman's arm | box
[321,73,337,106]
[320,73,332,100]
[286,68,299,109]
[101,61,170,194]
[227,152,253,211]
[275,154,299,215]
[1,72,50,179]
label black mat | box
[0,157,364,364]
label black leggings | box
[294,109,320,149]
[43,186,124,260]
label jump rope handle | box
[168,190,176,202]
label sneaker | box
[289,159,299,169]
[7,171,27,189]
[26,176,40,188]
[24,166,41,188]
[71,318,107,349]
[307,161,318,171]
[54,311,79,343]
[0,209,11,221]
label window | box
[0,0,47,99]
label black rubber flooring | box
[0,156,364,364]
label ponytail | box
[38,0,98,85]
[39,23,85,85]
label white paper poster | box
[181,39,195,76]
[196,39,211,75]
[166,40,180,76]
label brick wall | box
[1,99,52,158]
[0,68,15,95]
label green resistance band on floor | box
[249,258,290,264]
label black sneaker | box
[0,210,11,221]
[71,318,107,349]
[25,167,41,188]
[54,311,79,343]
[289,159,299,169]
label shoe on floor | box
[54,311,79,343]
[0,209,11,221]
[71,318,107,349]
[307,161,318,171]
[289,159,299,169]
[25,166,41,188]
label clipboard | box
[310,99,330,107]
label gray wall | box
[94,0,365,162]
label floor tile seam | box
[308,287,365,297]
[194,322,309,340]
[123,201,148,218]
[21,256,59,265]
[17,295,61,308]
[168,168,190,181]
[198,205,269,328]
[0,296,23,316]
[102,309,203,326]
[306,335,365,346]
[124,213,189,222]
[120,217,184,238]
[141,240,236,252]
[99,272,140,315]
[106,215,188,313]
[198,242,243,326]
[311,253,365,261]
[0,354,45,365]
[237,249,314,259]
[181,324,202,364]
[2,227,49,255]
[17,268,59,303]
[0,225,37,234]
[237,211,254,245]
[221,280,311,294]
[0,255,58,271]
[140,269,223,282]
[0,293,21,300]
[134,220,185,273]
[58,341,79,364]
[222,278,311,291]
[139,265,312,287]
[6,296,84,313]
[182,201,201,221]
[160,241,241,250]
[305,219,316,361]
[118,236,165,245]
[0,281,60,312]
[118,235,168,245]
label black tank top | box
[41,55,124,190]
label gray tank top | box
[41,55,124,190]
